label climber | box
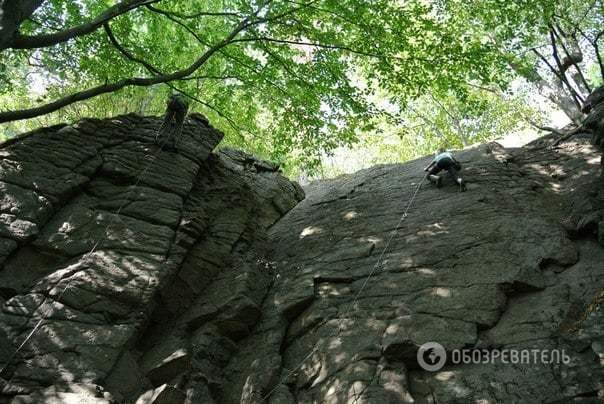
[424,148,467,191]
[155,93,190,150]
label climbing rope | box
[260,172,428,401]
[0,122,175,378]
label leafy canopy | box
[1,0,511,170]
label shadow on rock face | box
[1,112,603,403]
[225,135,604,403]
[0,114,304,403]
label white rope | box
[260,173,428,401]
[0,122,174,377]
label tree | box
[0,0,511,169]
[438,0,604,124]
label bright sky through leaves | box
[0,0,602,177]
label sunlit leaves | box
[2,0,553,173]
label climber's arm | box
[424,160,435,172]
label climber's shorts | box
[429,157,461,180]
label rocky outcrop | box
[0,110,603,403]
[224,136,604,403]
[0,114,303,403]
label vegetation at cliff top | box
[1,0,603,177]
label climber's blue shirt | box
[434,152,453,163]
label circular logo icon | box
[417,342,446,371]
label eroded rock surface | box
[0,111,603,404]
[224,135,604,403]
[0,114,303,404]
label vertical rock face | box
[0,114,304,403]
[224,136,604,403]
[0,112,603,404]
[582,84,604,170]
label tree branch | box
[170,86,252,141]
[257,0,319,24]
[428,92,467,145]
[9,0,160,50]
[0,8,260,123]
[145,4,205,45]
[146,0,300,97]
[104,23,164,76]
[233,36,391,59]
[546,27,585,103]
[531,47,583,109]
[595,30,604,81]
[105,30,247,133]
[145,5,240,19]
[551,24,590,94]
[296,3,374,35]
[575,26,604,81]
[549,29,569,82]
[175,74,241,82]
[0,0,44,50]
[216,48,292,96]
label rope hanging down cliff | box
[261,173,428,401]
[0,99,185,378]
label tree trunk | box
[0,0,44,51]
[513,63,583,124]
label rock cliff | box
[0,114,303,403]
[0,112,603,403]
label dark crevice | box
[0,288,17,300]
[499,281,545,298]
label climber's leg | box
[427,166,443,188]
[428,174,442,187]
[446,166,466,191]
[457,177,467,191]
[157,95,189,151]
[169,123,177,150]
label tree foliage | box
[0,0,513,168]
[0,0,602,173]
[439,0,604,122]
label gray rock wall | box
[225,136,604,403]
[0,111,603,404]
[0,114,303,403]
